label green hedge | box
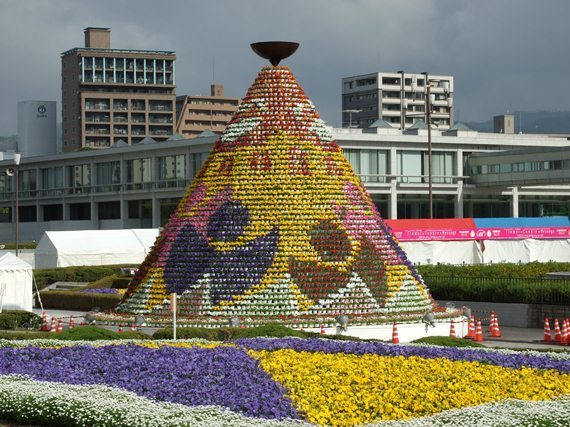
[82,275,131,290]
[411,336,485,348]
[0,326,150,341]
[39,291,121,311]
[33,265,136,290]
[0,311,42,330]
[416,262,570,279]
[153,323,309,340]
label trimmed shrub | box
[152,323,308,340]
[39,291,121,311]
[152,327,242,341]
[33,265,137,290]
[82,274,131,290]
[0,311,42,331]
[0,331,45,340]
[55,326,149,341]
[411,336,485,348]
[233,323,308,339]
[416,262,570,279]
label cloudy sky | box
[1,0,569,135]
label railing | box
[423,275,570,306]
[0,179,193,201]
[397,175,457,184]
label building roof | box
[368,119,394,129]
[448,122,474,131]
[61,47,175,56]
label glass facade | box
[41,167,64,196]
[343,149,388,182]
[126,158,153,190]
[396,151,456,183]
[95,161,121,192]
[68,164,91,193]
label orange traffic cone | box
[130,323,135,332]
[553,318,561,342]
[392,322,400,344]
[69,316,75,329]
[56,319,63,333]
[543,317,552,342]
[320,324,325,335]
[490,313,502,337]
[474,319,484,342]
[118,323,124,333]
[49,317,56,332]
[40,312,48,332]
[489,311,495,333]
[466,315,476,339]
[561,320,569,346]
[449,320,456,339]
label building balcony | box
[149,105,173,112]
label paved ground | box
[31,308,570,352]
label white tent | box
[400,240,484,265]
[0,251,33,312]
[34,229,160,268]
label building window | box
[96,161,121,192]
[126,158,153,189]
[343,149,388,182]
[98,201,120,220]
[43,204,63,221]
[68,164,91,193]
[69,203,90,220]
[190,152,209,178]
[41,167,64,195]
[158,154,186,187]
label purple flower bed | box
[0,345,298,420]
[78,288,119,294]
[236,338,570,373]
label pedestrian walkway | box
[479,326,569,351]
[28,308,570,352]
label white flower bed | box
[366,396,570,426]
[0,375,309,427]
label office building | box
[1,125,570,243]
[17,101,57,157]
[494,114,515,134]
[342,71,453,130]
[61,28,176,151]
[175,84,240,138]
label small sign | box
[170,292,177,313]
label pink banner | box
[392,227,570,241]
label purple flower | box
[235,338,570,373]
[0,345,299,420]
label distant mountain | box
[466,111,570,134]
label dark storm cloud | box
[0,0,569,134]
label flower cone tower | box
[117,42,437,326]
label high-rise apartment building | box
[61,28,176,151]
[341,72,453,130]
[175,84,240,138]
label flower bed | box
[0,338,568,426]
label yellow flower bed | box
[251,349,570,426]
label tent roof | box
[37,229,159,255]
[0,251,32,270]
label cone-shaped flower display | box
[117,55,437,326]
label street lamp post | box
[13,153,20,257]
[422,73,435,219]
